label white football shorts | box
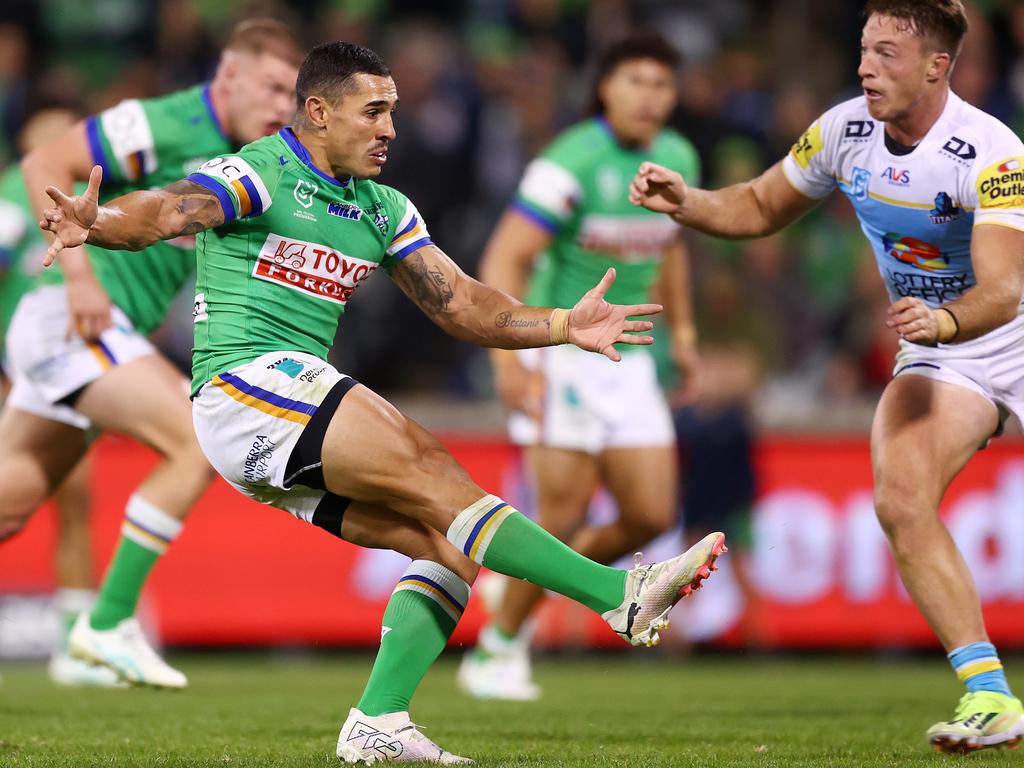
[191,350,357,536]
[4,284,155,429]
[508,344,674,453]
[893,313,1024,431]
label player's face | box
[600,58,677,145]
[859,14,941,123]
[323,74,398,179]
[226,52,298,144]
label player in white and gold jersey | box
[631,0,1024,753]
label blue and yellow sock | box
[357,560,470,716]
[446,495,625,615]
[949,641,1013,697]
[90,495,182,631]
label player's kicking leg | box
[460,442,678,700]
[318,383,725,649]
[873,374,1024,753]
[66,353,215,689]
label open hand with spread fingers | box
[39,165,102,266]
[629,161,688,215]
[566,268,662,361]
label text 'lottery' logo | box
[293,180,317,209]
[882,232,949,272]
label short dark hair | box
[295,41,391,113]
[589,32,681,115]
[863,0,969,62]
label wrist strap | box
[549,308,571,345]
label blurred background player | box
[631,0,1024,752]
[459,32,701,701]
[0,18,301,688]
[0,103,119,687]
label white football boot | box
[337,708,472,764]
[48,652,125,687]
[457,625,540,701]
[602,531,727,647]
[68,613,187,689]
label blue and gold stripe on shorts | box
[212,371,318,425]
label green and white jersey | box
[38,83,233,333]
[186,128,432,392]
[515,118,700,317]
[0,167,45,353]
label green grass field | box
[2,653,1022,767]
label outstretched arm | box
[391,244,661,361]
[40,166,225,263]
[630,159,819,239]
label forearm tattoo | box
[164,180,224,237]
[395,251,454,315]
[495,311,548,329]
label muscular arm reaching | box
[39,167,224,262]
[391,244,661,361]
[630,159,820,239]
[888,224,1024,345]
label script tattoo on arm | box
[495,311,548,330]
[392,250,455,317]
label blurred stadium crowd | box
[2,0,1023,431]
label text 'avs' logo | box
[881,167,910,186]
[328,201,362,221]
[929,191,963,224]
[941,136,976,161]
[882,232,949,272]
[844,120,874,140]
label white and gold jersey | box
[783,92,1024,313]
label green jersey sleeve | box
[186,148,277,224]
[512,130,589,232]
[379,189,432,272]
[0,198,28,270]
[86,97,167,186]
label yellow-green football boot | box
[927,691,1024,753]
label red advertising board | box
[1,435,1022,650]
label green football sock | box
[357,561,469,716]
[90,495,182,631]
[446,496,625,615]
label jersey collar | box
[201,83,228,142]
[279,127,351,187]
[596,116,653,152]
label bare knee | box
[406,527,479,585]
[874,482,935,544]
[0,500,35,541]
[0,467,51,540]
[163,431,217,484]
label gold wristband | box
[673,324,697,346]
[549,308,571,345]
